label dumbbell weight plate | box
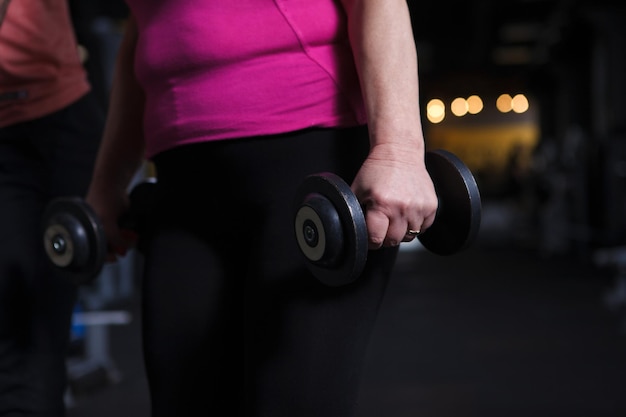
[418,149,482,255]
[293,173,368,286]
[42,198,107,285]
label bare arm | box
[86,16,146,257]
[341,0,438,249]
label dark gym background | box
[63,1,626,416]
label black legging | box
[145,126,398,417]
[0,92,103,416]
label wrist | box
[368,136,426,165]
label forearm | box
[90,16,145,193]
[342,0,424,159]
[340,0,437,248]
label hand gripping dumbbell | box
[293,149,482,286]
[42,179,157,285]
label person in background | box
[0,0,103,415]
[87,0,438,415]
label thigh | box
[142,225,248,416]
[0,125,79,333]
[141,153,259,415]
[145,127,396,417]
[0,91,102,303]
[239,131,396,416]
[0,93,101,415]
[0,131,78,416]
[248,249,397,417]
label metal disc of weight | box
[42,198,107,285]
[294,173,368,286]
[418,149,482,255]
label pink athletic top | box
[126,0,367,158]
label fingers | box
[364,209,389,249]
[401,228,420,243]
[361,181,439,250]
[365,206,431,250]
[350,152,439,251]
[88,191,136,263]
[106,228,138,261]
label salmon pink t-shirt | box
[0,0,90,128]
[126,0,367,159]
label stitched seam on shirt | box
[272,0,344,91]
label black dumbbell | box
[42,179,157,285]
[293,149,482,286]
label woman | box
[87,1,438,415]
[0,1,103,415]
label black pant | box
[145,126,398,417]
[0,92,103,416]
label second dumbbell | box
[42,180,157,285]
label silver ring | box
[406,229,420,237]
